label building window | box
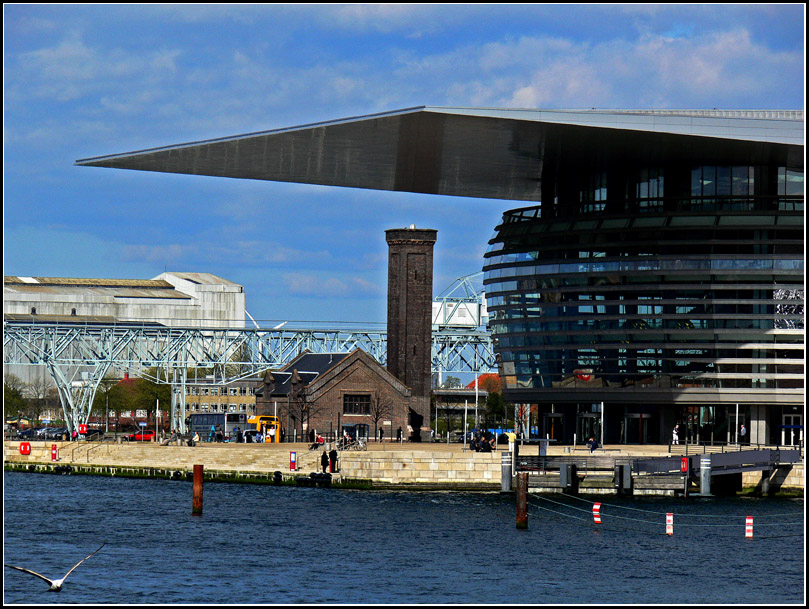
[343,394,371,415]
[778,167,804,196]
[31,307,36,315]
[210,387,218,397]
[71,308,77,316]
[636,168,664,212]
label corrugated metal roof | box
[4,283,191,300]
[4,276,174,288]
[158,272,241,286]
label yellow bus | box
[248,415,280,443]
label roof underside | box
[76,107,804,203]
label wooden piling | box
[192,464,203,515]
[516,472,528,529]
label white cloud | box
[282,272,383,299]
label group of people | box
[469,429,496,452]
[320,449,339,473]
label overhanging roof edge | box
[75,106,429,166]
[76,105,803,168]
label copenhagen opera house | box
[78,107,804,447]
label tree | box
[132,368,171,431]
[4,374,27,420]
[369,394,394,441]
[442,376,462,389]
[484,392,508,426]
[25,370,58,423]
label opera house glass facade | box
[484,111,804,446]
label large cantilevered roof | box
[76,107,804,203]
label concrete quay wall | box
[4,441,802,493]
[3,441,503,489]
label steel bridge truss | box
[4,321,496,433]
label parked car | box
[243,430,263,443]
[17,428,39,439]
[46,427,68,440]
[125,430,156,442]
[83,428,104,440]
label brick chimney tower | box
[385,225,437,442]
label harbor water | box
[2,472,804,604]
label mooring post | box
[192,464,203,515]
[501,452,512,492]
[516,472,528,529]
[699,456,712,496]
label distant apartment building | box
[184,375,260,416]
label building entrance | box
[781,414,803,447]
[543,413,564,442]
[622,413,649,444]
[577,412,600,446]
[727,408,746,444]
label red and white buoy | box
[745,516,754,539]
[666,513,674,536]
[593,502,602,524]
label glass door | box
[727,409,746,444]
[543,413,564,442]
[623,413,649,444]
[577,413,600,446]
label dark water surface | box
[2,472,804,604]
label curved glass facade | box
[484,160,804,442]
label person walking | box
[672,424,680,445]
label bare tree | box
[25,370,57,423]
[369,394,394,441]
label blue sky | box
[3,4,805,325]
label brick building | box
[254,349,412,442]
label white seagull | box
[4,543,105,592]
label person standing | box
[321,450,329,473]
[329,448,338,473]
[268,425,276,444]
[396,426,403,442]
[672,424,680,445]
[378,428,384,443]
[739,424,747,444]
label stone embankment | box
[3,440,504,489]
[4,440,803,494]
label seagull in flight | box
[4,543,105,591]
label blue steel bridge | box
[3,318,495,433]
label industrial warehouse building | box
[3,272,245,327]
[77,106,805,448]
[3,272,246,388]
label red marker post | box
[593,502,602,524]
[290,451,297,471]
[51,444,58,462]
